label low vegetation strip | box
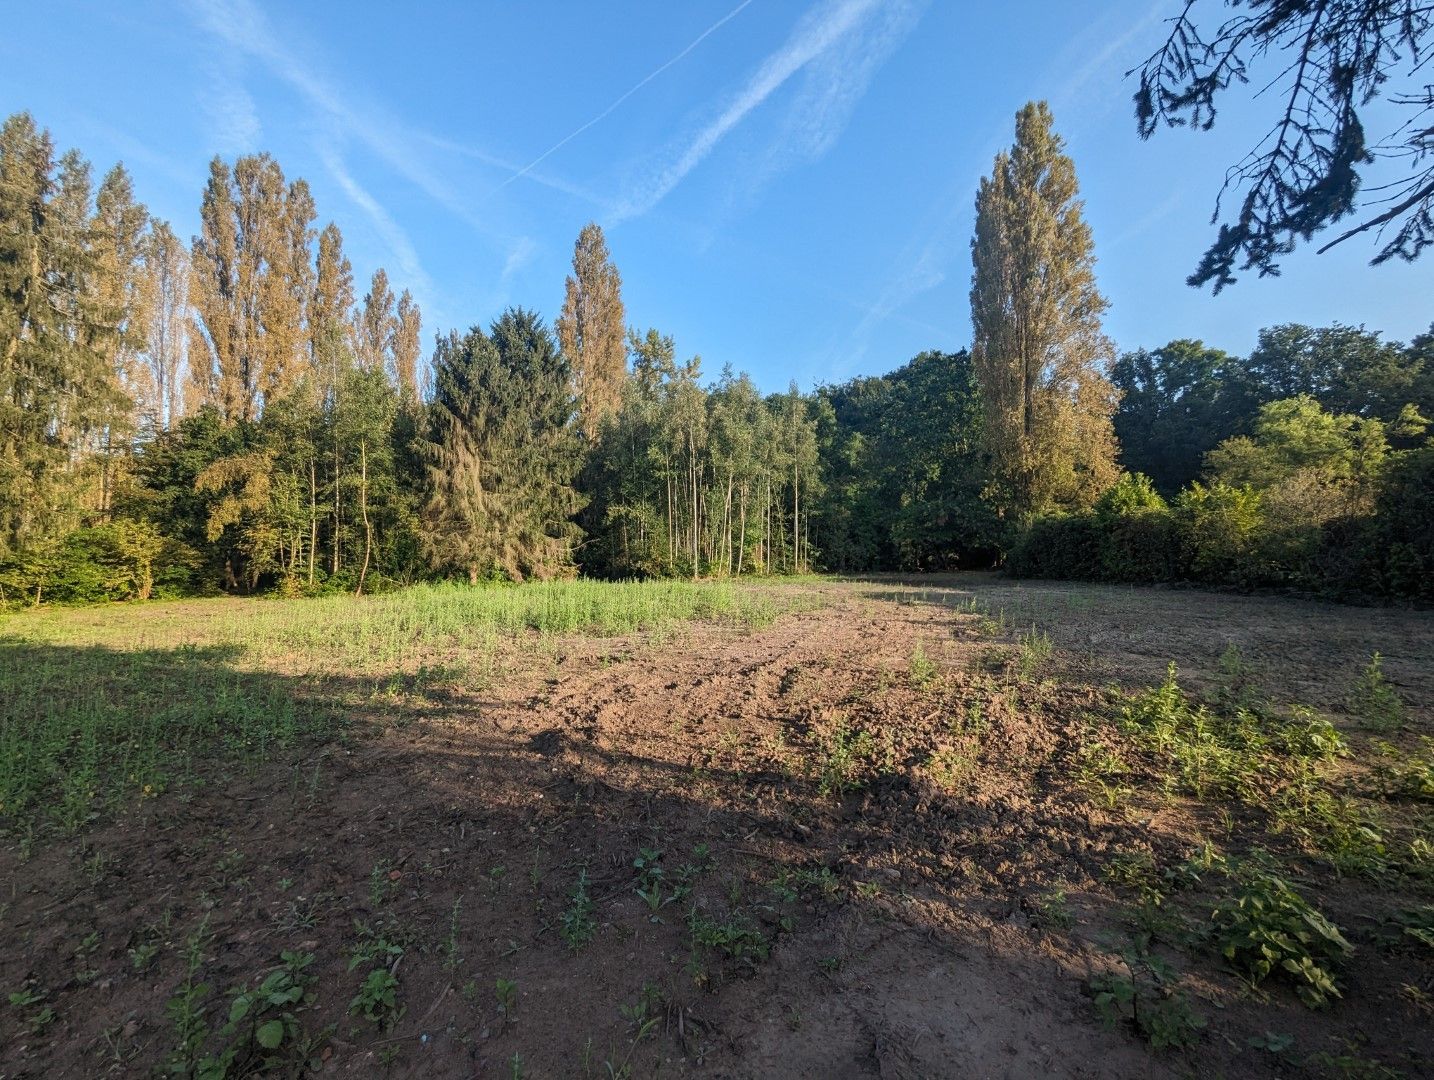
[0,578,815,837]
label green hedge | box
[1006,456,1434,602]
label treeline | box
[810,102,1433,601]
[0,111,428,601]
[0,114,825,602]
[3,104,1432,606]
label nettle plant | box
[1208,869,1352,1007]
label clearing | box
[2,575,1432,1078]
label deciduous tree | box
[557,223,626,440]
[970,101,1119,517]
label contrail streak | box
[498,0,755,190]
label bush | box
[1004,447,1429,602]
[1367,446,1434,602]
[1208,868,1352,1007]
[1175,482,1267,588]
[0,521,194,605]
[1005,514,1103,580]
[1102,509,1181,582]
[1094,472,1167,521]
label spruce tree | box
[970,101,1119,517]
[0,114,115,554]
[420,309,583,582]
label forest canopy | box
[1,104,1431,606]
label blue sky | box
[4,1,1431,392]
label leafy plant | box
[1391,905,1434,952]
[633,847,669,913]
[1349,653,1404,731]
[1089,949,1205,1050]
[688,908,769,964]
[495,976,518,1015]
[817,722,874,796]
[1076,738,1130,809]
[928,746,977,791]
[1208,869,1352,1007]
[1213,642,1262,713]
[442,895,463,971]
[209,951,320,1072]
[1373,738,1434,802]
[1121,664,1344,805]
[560,869,596,950]
[8,989,54,1034]
[1016,627,1053,678]
[349,968,402,1031]
[908,642,938,689]
[346,921,405,972]
[1031,887,1073,930]
[164,918,214,1075]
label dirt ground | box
[3,574,1432,1079]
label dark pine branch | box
[1134,0,1434,289]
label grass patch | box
[0,578,814,837]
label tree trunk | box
[308,457,318,586]
[356,440,372,596]
[736,484,748,577]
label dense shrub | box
[1005,514,1104,580]
[1008,475,1188,585]
[1173,482,1267,587]
[1368,447,1434,602]
[1092,475,1181,582]
[1007,454,1432,601]
[0,521,195,606]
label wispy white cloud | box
[1049,0,1168,120]
[833,0,1169,372]
[500,0,756,191]
[612,0,922,223]
[831,192,968,376]
[1106,188,1186,251]
[420,133,610,209]
[201,63,261,155]
[188,0,491,243]
[500,236,538,284]
[316,144,432,297]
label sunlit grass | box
[4,578,806,671]
[0,578,819,837]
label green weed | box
[1349,653,1405,731]
[1208,868,1352,1007]
[908,642,938,689]
[1089,949,1205,1050]
[1016,627,1053,678]
[560,869,596,950]
[817,722,875,796]
[349,968,402,1031]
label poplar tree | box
[557,222,626,440]
[355,267,395,375]
[189,153,314,422]
[311,222,354,370]
[392,289,422,402]
[970,101,1119,517]
[141,220,190,433]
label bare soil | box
[3,574,1432,1078]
